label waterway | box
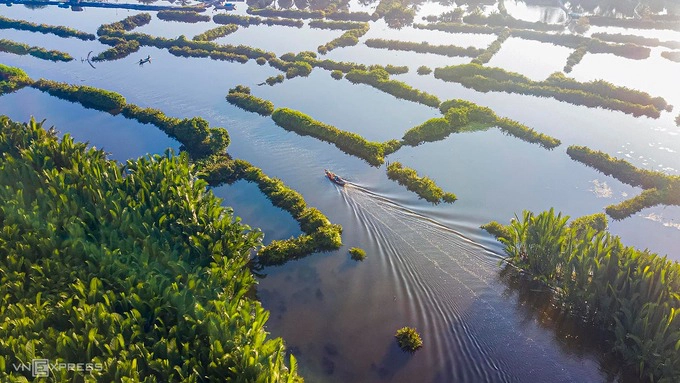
[0,3,678,382]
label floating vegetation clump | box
[395,327,423,352]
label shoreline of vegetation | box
[588,16,680,31]
[272,107,398,166]
[387,162,456,204]
[213,13,303,28]
[309,20,367,30]
[226,85,274,116]
[365,38,483,58]
[246,7,373,22]
[483,209,680,382]
[591,32,680,50]
[509,29,651,60]
[345,68,440,107]
[472,29,510,64]
[192,24,239,41]
[5,63,342,264]
[317,23,369,54]
[0,115,303,382]
[0,64,32,95]
[157,10,210,23]
[0,39,72,62]
[92,36,140,61]
[566,145,680,219]
[0,15,95,40]
[434,63,670,118]
[403,99,560,149]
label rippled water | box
[0,4,678,382]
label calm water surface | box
[0,5,678,382]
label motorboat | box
[324,169,346,186]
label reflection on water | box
[258,183,618,382]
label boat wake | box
[331,183,588,383]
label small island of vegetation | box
[226,85,274,116]
[483,209,680,382]
[317,23,369,54]
[92,36,141,61]
[309,20,368,30]
[349,247,367,261]
[192,24,239,41]
[387,162,457,204]
[345,68,441,108]
[157,10,210,23]
[0,64,31,95]
[0,39,73,62]
[395,327,423,353]
[403,99,560,149]
[365,38,483,58]
[0,15,95,40]
[417,65,432,75]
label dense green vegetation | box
[387,162,457,204]
[0,15,95,40]
[417,66,432,75]
[564,44,588,73]
[97,13,151,36]
[510,29,651,60]
[325,10,374,22]
[30,77,228,157]
[266,74,285,85]
[98,30,274,62]
[381,64,408,75]
[349,247,367,261]
[434,64,669,118]
[213,13,261,26]
[588,16,680,31]
[32,79,126,112]
[248,7,324,19]
[192,24,239,41]
[345,68,441,108]
[157,10,210,23]
[0,39,73,62]
[463,10,561,31]
[121,105,229,158]
[309,19,367,30]
[661,51,680,62]
[317,24,369,54]
[373,0,415,27]
[472,28,511,64]
[92,37,140,61]
[395,327,423,353]
[0,116,302,382]
[402,99,560,149]
[413,22,503,35]
[202,158,343,265]
[566,146,680,219]
[272,108,389,166]
[591,32,680,49]
[226,85,274,116]
[331,70,343,79]
[365,38,483,58]
[0,64,31,94]
[487,209,680,381]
